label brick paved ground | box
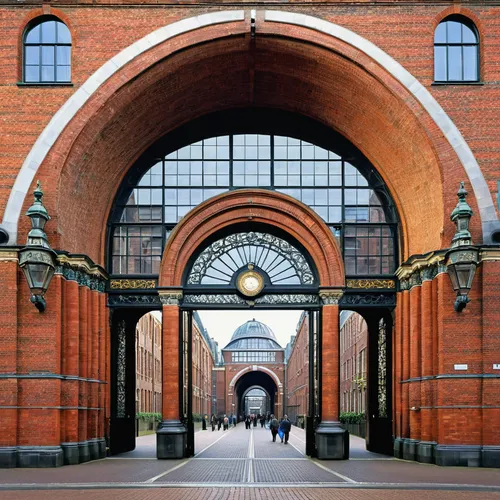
[0,425,499,499]
[1,489,500,500]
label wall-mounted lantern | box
[445,182,479,312]
[18,181,57,312]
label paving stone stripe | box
[156,459,246,483]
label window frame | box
[109,134,398,278]
[433,15,480,84]
[22,16,72,85]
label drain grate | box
[253,459,345,483]
[196,440,248,459]
[157,459,246,483]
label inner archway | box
[235,373,278,417]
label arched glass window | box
[109,134,398,277]
[434,16,479,82]
[24,17,71,83]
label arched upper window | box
[23,17,71,83]
[109,132,398,278]
[434,16,479,83]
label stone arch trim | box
[158,189,345,288]
[2,9,497,248]
[229,365,282,390]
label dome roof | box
[224,319,282,350]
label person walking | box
[280,415,291,444]
[232,414,237,427]
[269,414,279,442]
[223,415,229,431]
[211,414,217,432]
[218,415,222,431]
[245,415,251,429]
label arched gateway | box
[0,10,498,470]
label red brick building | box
[216,319,285,419]
[339,311,367,415]
[0,0,499,468]
[285,313,309,426]
[135,312,162,414]
[191,312,217,418]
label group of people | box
[206,412,292,444]
[242,412,292,444]
[269,414,291,444]
[209,413,236,431]
[243,413,266,429]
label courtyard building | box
[0,0,498,471]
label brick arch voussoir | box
[159,190,344,288]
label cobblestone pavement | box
[0,425,499,499]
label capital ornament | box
[319,290,343,305]
[159,290,183,306]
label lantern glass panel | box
[456,265,472,290]
[466,264,477,288]
[447,265,459,291]
[31,217,47,230]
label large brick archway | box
[1,9,498,470]
[2,10,496,261]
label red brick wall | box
[339,312,367,413]
[286,313,309,423]
[394,259,500,452]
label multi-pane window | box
[231,351,277,363]
[24,18,71,83]
[111,134,397,276]
[434,16,479,82]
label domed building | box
[215,320,285,419]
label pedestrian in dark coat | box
[245,415,251,429]
[281,415,291,444]
[211,414,217,431]
[218,415,223,431]
[269,414,279,442]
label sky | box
[196,310,304,350]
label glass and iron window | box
[23,17,71,83]
[434,16,479,82]
[110,134,397,276]
[226,338,282,350]
[231,351,276,363]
